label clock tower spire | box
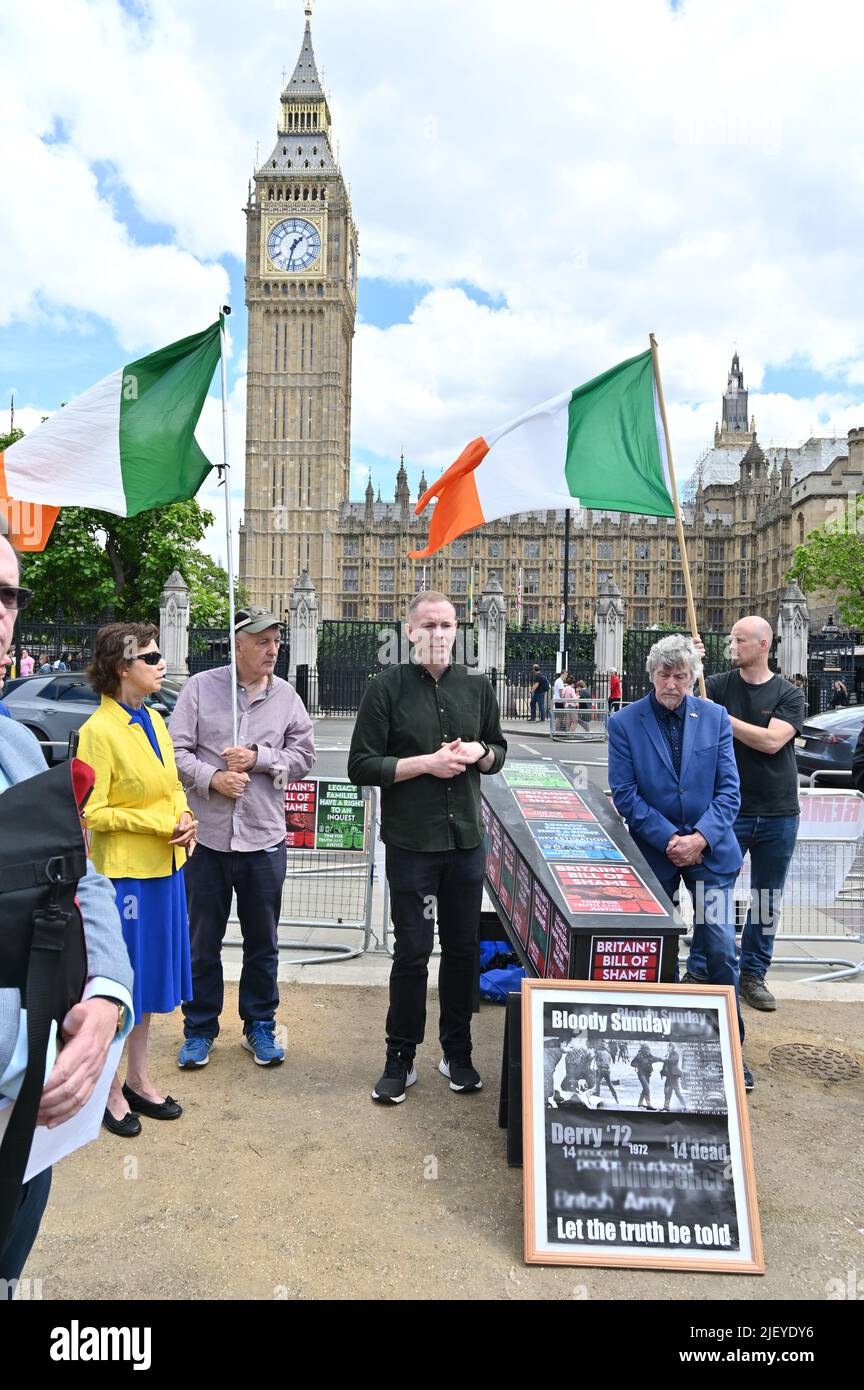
[240,4,358,620]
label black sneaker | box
[742,1062,754,1092]
[439,1055,483,1092]
[740,973,777,1011]
[371,1053,417,1105]
[680,971,708,984]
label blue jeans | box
[688,813,799,981]
[658,867,744,1042]
[182,842,287,1038]
[0,1167,52,1290]
[530,691,547,721]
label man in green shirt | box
[348,592,507,1104]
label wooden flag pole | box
[649,332,706,698]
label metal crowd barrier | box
[673,788,864,982]
[549,700,609,742]
[226,783,377,966]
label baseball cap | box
[234,605,281,634]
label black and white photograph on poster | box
[523,981,763,1273]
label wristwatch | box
[93,997,127,1034]
[478,741,491,762]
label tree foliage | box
[20,500,243,626]
[788,502,864,630]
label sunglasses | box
[0,585,34,612]
[132,651,164,666]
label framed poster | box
[522,980,763,1273]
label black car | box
[1,672,181,764]
[794,706,864,784]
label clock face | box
[267,218,322,272]
[347,241,356,289]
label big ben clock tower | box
[240,4,357,619]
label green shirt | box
[348,662,507,851]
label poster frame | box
[521,978,764,1274]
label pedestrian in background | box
[529,664,550,722]
[829,679,848,708]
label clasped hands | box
[428,738,487,778]
[212,745,258,800]
[665,831,707,867]
[169,809,198,855]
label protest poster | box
[590,936,662,983]
[545,911,571,980]
[285,780,318,848]
[499,835,517,918]
[487,815,503,893]
[514,788,597,822]
[530,821,626,863]
[315,780,366,851]
[512,855,533,947]
[501,761,572,790]
[528,882,551,975]
[522,981,763,1272]
[553,863,667,916]
[284,779,366,851]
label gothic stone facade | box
[239,28,861,635]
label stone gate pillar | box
[777,581,809,678]
[159,570,190,682]
[289,570,319,683]
[594,579,625,674]
[475,576,507,676]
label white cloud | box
[4,0,864,510]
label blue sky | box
[4,0,864,549]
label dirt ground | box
[28,986,864,1301]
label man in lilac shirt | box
[170,606,315,1068]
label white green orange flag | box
[409,348,675,558]
[0,320,222,550]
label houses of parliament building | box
[240,10,863,634]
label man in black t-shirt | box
[692,616,805,1012]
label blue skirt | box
[112,867,192,1024]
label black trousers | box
[182,842,287,1038]
[385,843,486,1057]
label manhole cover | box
[769,1043,862,1082]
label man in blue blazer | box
[608,635,751,1088]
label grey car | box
[1,671,181,764]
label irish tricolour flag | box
[409,349,675,558]
[0,320,221,549]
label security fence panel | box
[227,777,377,964]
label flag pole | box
[218,307,240,746]
[649,332,706,698]
[559,507,571,673]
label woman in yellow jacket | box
[78,622,197,1138]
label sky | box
[3,0,864,565]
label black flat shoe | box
[122,1082,182,1120]
[103,1107,142,1137]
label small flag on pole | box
[0,321,222,546]
[409,349,675,558]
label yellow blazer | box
[77,695,190,879]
